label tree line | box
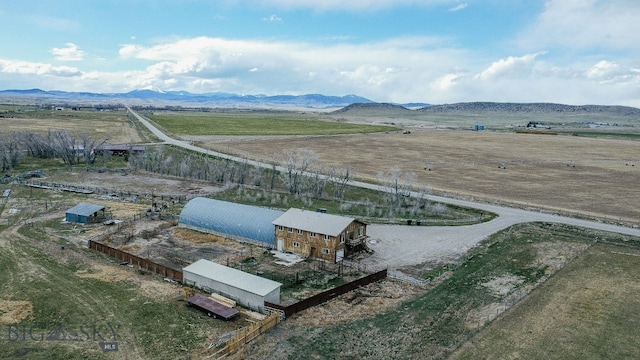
[1,130,109,171]
[2,130,444,218]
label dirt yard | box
[200,128,640,223]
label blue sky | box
[1,0,639,106]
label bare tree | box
[377,167,416,215]
[22,132,56,159]
[328,165,351,199]
[0,133,22,171]
[310,167,327,199]
[80,132,109,166]
[279,148,318,194]
[51,130,79,165]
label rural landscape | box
[0,94,638,359]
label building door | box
[336,249,344,262]
[277,239,283,252]
[310,247,317,258]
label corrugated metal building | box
[65,203,105,224]
[182,259,282,310]
[178,197,284,246]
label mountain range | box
[0,88,429,110]
[2,89,639,115]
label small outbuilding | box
[65,203,106,224]
[182,259,282,311]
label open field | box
[201,128,640,224]
[0,109,147,144]
[1,107,639,359]
[149,111,397,136]
[451,243,640,360]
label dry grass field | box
[0,110,145,144]
[1,107,639,359]
[450,243,640,360]
[201,128,640,223]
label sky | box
[1,0,639,106]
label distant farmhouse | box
[178,197,367,263]
[93,144,146,157]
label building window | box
[340,233,345,243]
[287,227,293,232]
[278,225,283,231]
[310,232,317,237]
[322,248,330,255]
[324,234,330,240]
[358,226,364,236]
[297,229,303,235]
[293,242,300,248]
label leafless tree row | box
[1,130,110,171]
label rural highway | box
[127,107,640,268]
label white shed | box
[182,259,282,311]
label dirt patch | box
[75,264,133,282]
[0,300,33,324]
[481,275,524,297]
[136,279,181,300]
[534,241,590,274]
[287,279,421,326]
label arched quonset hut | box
[178,197,284,246]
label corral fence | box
[265,268,387,318]
[206,311,281,359]
[19,179,188,203]
[88,240,183,282]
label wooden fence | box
[207,311,281,358]
[88,240,183,282]
[265,268,387,318]
[20,179,188,203]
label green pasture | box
[149,112,397,136]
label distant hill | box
[417,102,640,116]
[331,102,416,115]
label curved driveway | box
[127,107,640,269]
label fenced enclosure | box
[89,240,183,282]
[265,268,387,318]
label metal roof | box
[183,259,282,297]
[273,208,355,237]
[66,203,105,217]
[178,197,284,244]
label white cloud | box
[585,60,621,80]
[50,43,85,61]
[475,52,545,81]
[263,14,283,22]
[448,3,468,12]
[517,0,640,51]
[0,59,81,77]
[3,31,640,107]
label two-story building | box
[272,209,367,263]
